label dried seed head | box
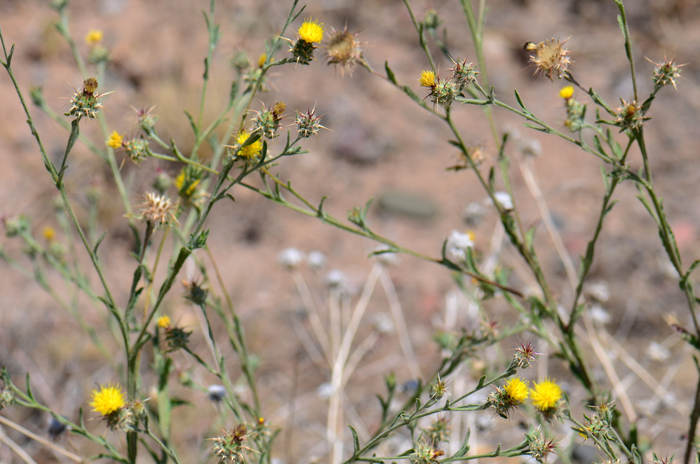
[524,38,573,80]
[138,192,176,227]
[326,27,364,76]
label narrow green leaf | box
[93,230,107,255]
[349,424,361,454]
[617,15,625,37]
[514,89,527,111]
[385,61,398,85]
[402,85,422,104]
[453,429,471,457]
[184,111,199,137]
[25,373,34,400]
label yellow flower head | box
[42,226,56,242]
[157,315,171,328]
[559,85,574,99]
[298,18,324,44]
[235,131,263,159]
[504,377,529,404]
[419,70,436,87]
[90,383,125,416]
[258,54,267,68]
[531,378,562,411]
[106,131,123,149]
[85,30,103,45]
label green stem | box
[401,0,436,72]
[613,0,638,103]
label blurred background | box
[1,0,700,462]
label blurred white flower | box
[278,248,304,270]
[492,191,513,210]
[590,305,611,324]
[518,137,542,158]
[462,201,485,227]
[647,341,671,361]
[446,230,474,261]
[326,269,346,288]
[584,282,610,302]
[371,313,394,334]
[307,250,326,270]
[316,382,334,399]
[207,384,226,402]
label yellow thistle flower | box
[419,70,436,87]
[531,378,562,411]
[85,30,103,45]
[90,383,125,416]
[258,54,267,68]
[559,85,574,99]
[297,18,324,44]
[42,226,56,242]
[504,377,529,404]
[235,131,263,159]
[106,131,123,149]
[157,315,171,328]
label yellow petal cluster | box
[298,19,324,44]
[89,383,125,416]
[531,378,562,411]
[419,70,436,87]
[504,377,529,404]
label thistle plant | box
[0,0,697,464]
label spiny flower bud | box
[513,340,541,369]
[163,325,192,353]
[450,58,479,91]
[64,78,108,120]
[410,439,445,464]
[230,50,251,72]
[422,417,450,445]
[423,9,441,30]
[614,98,648,132]
[123,137,153,164]
[212,424,252,464]
[134,106,158,135]
[430,375,448,400]
[648,56,683,91]
[295,107,324,138]
[525,427,556,463]
[580,401,615,442]
[183,277,208,306]
[0,385,15,410]
[252,101,285,139]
